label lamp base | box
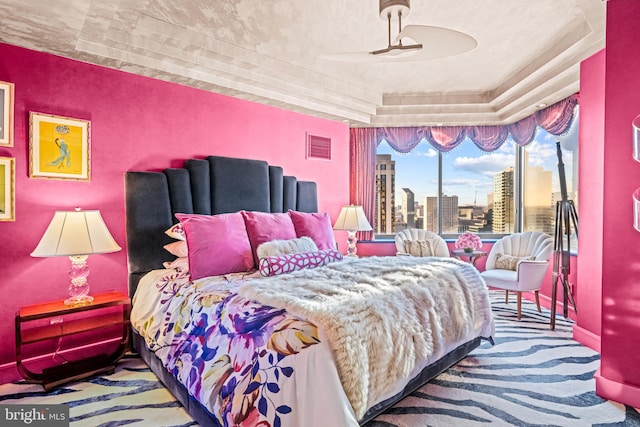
[346,230,359,258]
[64,295,94,307]
[66,255,94,306]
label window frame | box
[373,142,560,241]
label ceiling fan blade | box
[319,24,476,63]
[395,25,477,59]
[318,50,419,62]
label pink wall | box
[0,43,349,382]
[574,50,605,349]
[589,0,640,407]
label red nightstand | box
[15,291,130,391]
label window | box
[523,134,578,248]
[442,141,516,235]
[374,127,578,241]
[376,144,438,235]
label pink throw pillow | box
[242,211,297,266]
[259,249,344,277]
[175,212,254,280]
[288,210,336,250]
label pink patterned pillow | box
[242,211,297,266]
[259,249,344,277]
[288,210,337,250]
[165,222,186,240]
[175,212,254,280]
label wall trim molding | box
[572,324,601,353]
[595,368,640,409]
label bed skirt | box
[132,331,483,426]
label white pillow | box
[404,239,434,257]
[494,253,535,271]
[257,236,318,259]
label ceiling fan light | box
[379,0,410,20]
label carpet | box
[1,291,639,426]
[368,293,640,427]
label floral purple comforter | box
[131,269,339,427]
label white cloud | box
[416,148,438,158]
[452,151,513,177]
[445,177,477,186]
[442,177,493,197]
[525,139,557,166]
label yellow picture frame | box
[29,112,91,181]
[0,80,14,147]
[0,157,15,221]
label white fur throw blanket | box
[238,256,494,419]
[256,236,318,259]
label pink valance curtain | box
[370,94,578,153]
[348,94,578,237]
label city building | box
[441,195,459,233]
[424,195,459,233]
[493,167,515,233]
[524,165,553,233]
[424,196,438,232]
[401,188,415,229]
[375,154,395,234]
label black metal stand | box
[550,142,578,330]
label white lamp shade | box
[31,210,121,257]
[333,205,373,231]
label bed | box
[124,155,495,427]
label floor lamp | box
[550,142,578,330]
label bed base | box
[133,333,218,426]
[133,332,482,426]
[359,336,482,424]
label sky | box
[377,127,577,206]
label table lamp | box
[333,205,372,257]
[31,208,121,306]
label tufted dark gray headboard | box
[124,155,318,296]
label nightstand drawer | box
[20,311,129,344]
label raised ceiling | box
[0,0,605,127]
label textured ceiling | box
[0,0,605,127]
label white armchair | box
[480,231,553,320]
[395,229,450,257]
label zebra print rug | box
[1,291,639,426]
[369,293,640,427]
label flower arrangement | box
[455,232,482,253]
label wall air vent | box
[306,134,331,160]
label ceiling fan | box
[321,0,477,62]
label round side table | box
[451,249,487,266]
